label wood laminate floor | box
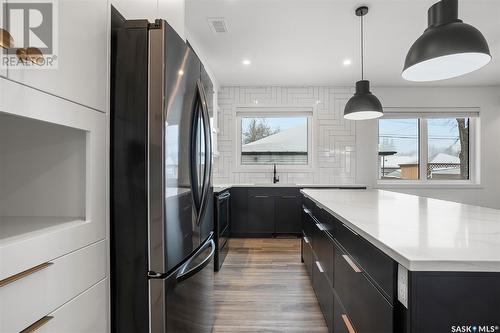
[213,238,328,333]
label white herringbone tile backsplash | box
[213,86,357,185]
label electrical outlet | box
[397,264,408,308]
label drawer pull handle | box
[302,206,312,215]
[303,236,310,244]
[20,316,54,333]
[254,195,269,198]
[342,255,362,273]
[282,195,297,199]
[342,223,358,236]
[0,262,53,288]
[315,261,324,273]
[341,314,357,333]
[317,223,327,231]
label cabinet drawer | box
[301,237,313,280]
[303,196,317,215]
[301,206,315,241]
[0,241,106,332]
[334,241,393,333]
[312,224,334,287]
[333,290,350,333]
[35,278,108,333]
[333,217,396,301]
[312,255,333,333]
[248,187,298,197]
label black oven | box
[214,190,230,271]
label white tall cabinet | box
[0,0,187,331]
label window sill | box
[375,182,483,190]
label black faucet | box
[273,164,279,184]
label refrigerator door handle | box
[194,79,212,226]
[176,236,215,283]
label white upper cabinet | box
[158,0,185,40]
[111,0,158,21]
[7,0,108,112]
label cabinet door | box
[333,291,350,333]
[229,188,248,236]
[246,195,275,234]
[301,237,313,280]
[334,241,393,333]
[7,0,108,111]
[275,195,301,234]
[313,254,334,333]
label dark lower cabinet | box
[333,291,350,333]
[301,236,313,279]
[246,195,275,234]
[312,254,334,333]
[275,194,301,234]
[229,188,248,236]
[334,240,393,333]
[231,187,301,236]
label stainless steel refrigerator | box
[111,7,214,332]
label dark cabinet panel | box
[312,254,334,333]
[229,188,248,236]
[314,227,334,288]
[334,240,393,333]
[246,195,275,234]
[333,290,351,333]
[333,216,397,302]
[301,237,313,280]
[275,195,301,234]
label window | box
[240,116,309,165]
[378,114,476,183]
[379,119,420,180]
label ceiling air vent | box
[207,17,228,34]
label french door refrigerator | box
[111,9,214,333]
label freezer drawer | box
[150,235,215,333]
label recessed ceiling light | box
[343,59,352,66]
[242,59,251,66]
[253,100,259,104]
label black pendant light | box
[402,0,491,82]
[344,6,383,121]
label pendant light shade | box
[344,6,383,120]
[402,0,491,82]
[344,80,383,120]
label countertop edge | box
[300,189,500,273]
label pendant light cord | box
[361,13,364,80]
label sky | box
[379,118,465,157]
[241,116,307,133]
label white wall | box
[357,86,500,209]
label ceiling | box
[185,0,500,87]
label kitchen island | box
[300,189,500,333]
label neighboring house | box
[380,152,462,180]
[242,124,307,164]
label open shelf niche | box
[0,112,87,246]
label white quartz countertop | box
[301,189,500,272]
[213,184,366,193]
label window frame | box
[234,106,315,171]
[376,108,480,187]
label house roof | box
[242,124,307,152]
